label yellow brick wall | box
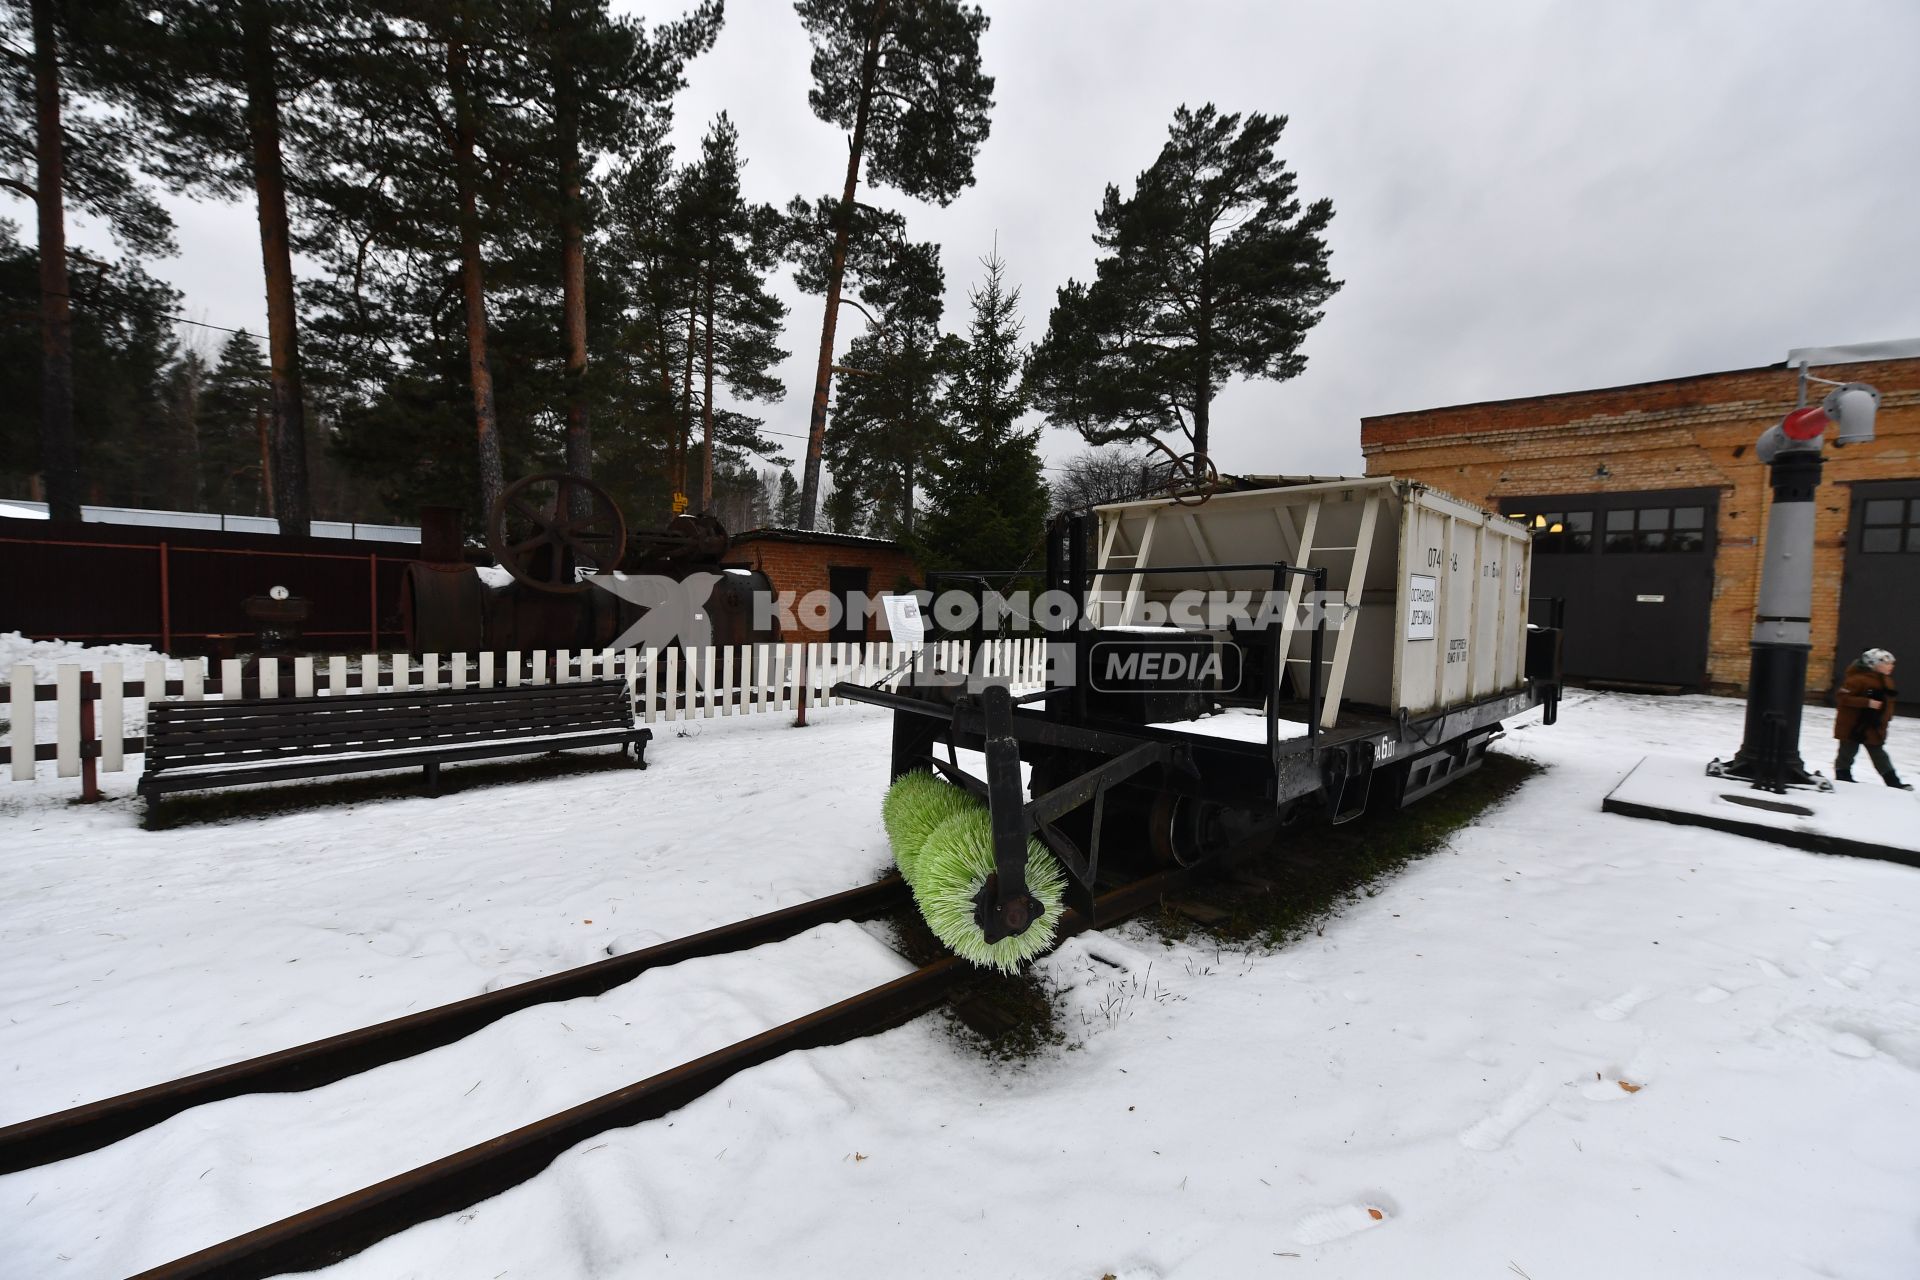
[1361,358,1920,692]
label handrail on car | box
[917,560,1331,783]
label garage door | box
[1835,480,1920,692]
[1504,488,1718,689]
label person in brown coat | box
[1834,647,1912,789]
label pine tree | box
[1,0,173,518]
[788,0,994,529]
[529,0,718,514]
[1027,104,1339,465]
[918,250,1047,572]
[86,0,349,534]
[298,0,538,525]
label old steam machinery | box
[398,472,778,656]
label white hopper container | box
[1089,476,1534,729]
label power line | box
[40,289,255,337]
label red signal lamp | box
[1780,405,1829,440]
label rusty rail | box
[124,869,1191,1280]
[0,877,912,1174]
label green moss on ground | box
[875,877,1069,1065]
[1146,750,1543,951]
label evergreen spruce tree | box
[197,329,271,515]
[918,250,1047,572]
[823,238,951,537]
[1027,104,1339,465]
[788,0,994,529]
[776,468,800,526]
[677,114,788,514]
[0,223,187,508]
[596,123,696,519]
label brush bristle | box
[881,770,978,879]
[910,808,1067,974]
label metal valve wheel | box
[1140,440,1221,506]
[1165,451,1221,505]
[486,471,629,594]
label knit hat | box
[1862,648,1896,667]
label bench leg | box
[631,738,648,770]
[424,762,442,796]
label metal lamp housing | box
[1755,405,1830,464]
[1822,382,1879,446]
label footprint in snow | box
[1833,959,1876,991]
[1291,1199,1394,1245]
[1693,985,1732,1004]
[1828,1029,1876,1059]
[1592,985,1656,1022]
[1752,956,1797,981]
[1459,1071,1553,1151]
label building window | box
[1599,506,1708,554]
[1672,506,1706,553]
[1860,497,1920,554]
[1636,506,1670,552]
[1603,509,1636,553]
[1512,510,1593,554]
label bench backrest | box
[146,679,635,775]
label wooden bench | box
[138,680,649,819]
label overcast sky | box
[124,0,1920,483]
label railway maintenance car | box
[837,475,1565,959]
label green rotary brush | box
[911,808,1067,973]
[882,773,1067,973]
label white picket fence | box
[0,638,1050,792]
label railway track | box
[0,876,913,1175]
[8,868,1189,1280]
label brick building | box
[1360,348,1920,694]
[726,527,922,644]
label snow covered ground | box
[2,692,1918,1279]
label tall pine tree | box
[1027,104,1339,465]
[89,0,342,534]
[788,0,994,529]
[528,0,717,513]
[1,0,173,518]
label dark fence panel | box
[0,516,413,654]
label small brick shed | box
[1361,351,1920,694]
[725,527,922,643]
